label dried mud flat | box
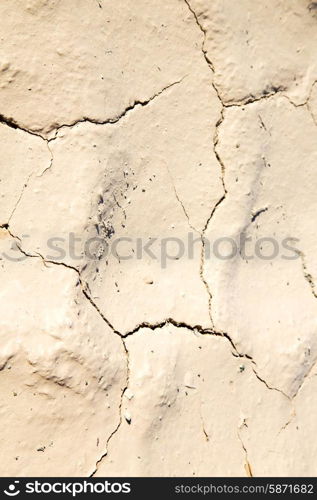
[1,0,317,477]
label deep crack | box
[49,77,186,140]
[0,77,186,141]
[0,113,45,139]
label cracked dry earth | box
[1,0,317,478]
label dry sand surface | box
[1,0,317,477]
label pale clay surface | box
[0,0,317,477]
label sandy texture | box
[1,0,317,476]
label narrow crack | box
[37,141,54,178]
[199,403,210,442]
[307,101,317,127]
[6,139,54,221]
[90,338,130,477]
[251,366,290,399]
[0,119,54,217]
[303,80,317,127]
[81,288,119,335]
[183,0,214,70]
[199,195,226,328]
[166,164,199,233]
[282,79,317,108]
[212,110,227,196]
[291,352,317,400]
[277,405,296,436]
[198,110,227,327]
[7,172,33,224]
[199,242,215,328]
[237,430,253,477]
